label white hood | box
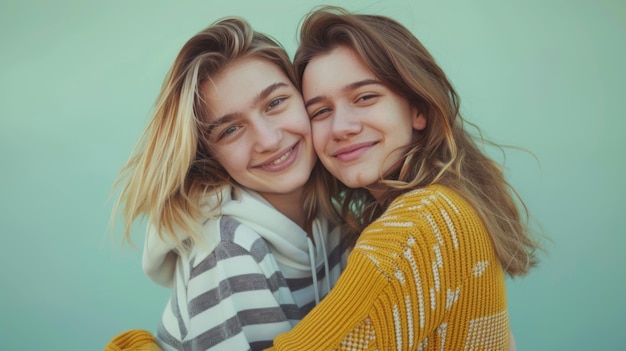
[142,186,331,302]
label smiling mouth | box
[257,142,298,168]
[333,141,376,162]
[268,147,294,165]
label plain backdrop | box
[1,0,624,350]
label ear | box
[411,106,427,131]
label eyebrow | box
[258,82,288,103]
[304,78,382,109]
[208,82,289,130]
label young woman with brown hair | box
[267,6,540,350]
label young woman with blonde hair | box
[267,6,540,350]
[109,17,347,351]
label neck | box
[261,189,309,234]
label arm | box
[268,188,508,350]
[266,251,390,350]
[265,210,452,349]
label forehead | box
[302,46,375,95]
[202,57,291,119]
[205,57,288,97]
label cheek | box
[213,146,245,173]
[212,153,233,174]
[288,105,313,133]
[311,123,327,154]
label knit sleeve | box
[267,186,508,350]
[159,222,296,351]
[266,250,390,350]
[104,329,163,351]
[365,187,508,349]
[359,193,463,348]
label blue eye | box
[221,125,238,137]
[268,97,286,110]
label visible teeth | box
[269,148,292,166]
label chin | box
[282,175,311,190]
[342,170,370,186]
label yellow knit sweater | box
[104,329,162,351]
[267,185,509,350]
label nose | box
[332,105,362,141]
[251,118,282,153]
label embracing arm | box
[266,251,389,350]
[268,187,510,350]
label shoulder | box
[382,185,482,233]
[216,216,265,248]
[389,185,470,215]
[354,185,489,273]
[193,215,272,263]
[366,185,468,232]
[186,216,280,285]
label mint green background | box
[1,0,624,350]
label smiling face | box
[203,57,316,204]
[302,46,426,198]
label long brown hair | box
[294,6,540,276]
[111,17,333,245]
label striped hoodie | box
[142,186,349,351]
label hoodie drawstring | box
[308,219,331,305]
[306,238,320,304]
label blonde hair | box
[112,17,330,245]
[294,6,540,276]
